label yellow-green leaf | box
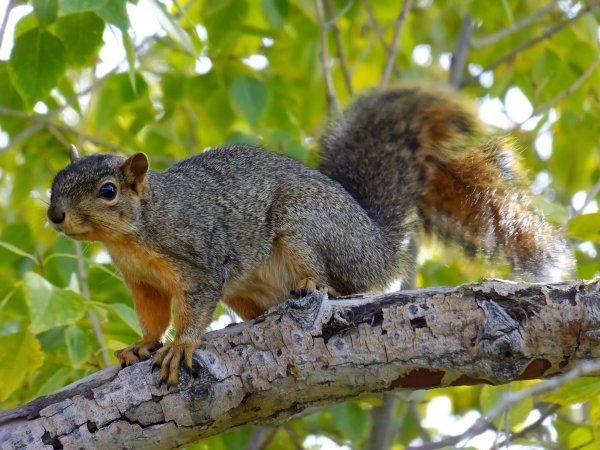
[229,75,268,128]
[53,12,105,67]
[0,332,44,401]
[22,272,86,334]
[568,213,600,241]
[65,325,91,368]
[108,303,142,336]
[541,378,600,405]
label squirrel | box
[47,88,574,385]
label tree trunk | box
[1,279,599,449]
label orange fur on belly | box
[222,236,313,320]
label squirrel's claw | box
[291,278,340,299]
[153,340,197,386]
[115,340,164,368]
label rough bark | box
[1,279,599,449]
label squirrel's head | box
[48,145,149,242]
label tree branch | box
[449,14,473,88]
[380,0,412,89]
[368,394,400,450]
[410,360,600,450]
[0,106,130,155]
[470,2,559,49]
[511,51,600,133]
[324,0,354,96]
[575,177,600,216]
[477,2,600,79]
[1,279,599,449]
[314,0,340,117]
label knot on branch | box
[273,291,332,334]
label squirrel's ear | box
[122,152,149,194]
[68,144,80,163]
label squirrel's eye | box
[98,183,117,201]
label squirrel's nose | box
[47,206,66,225]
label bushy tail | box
[319,88,574,281]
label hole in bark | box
[42,431,63,450]
[371,311,384,327]
[504,350,513,358]
[410,316,427,329]
[87,421,98,433]
[276,349,283,357]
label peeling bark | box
[1,279,599,449]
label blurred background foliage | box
[0,0,599,448]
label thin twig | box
[478,1,600,78]
[1,122,45,153]
[532,52,600,117]
[363,0,390,51]
[324,0,353,95]
[470,2,559,48]
[379,0,412,89]
[350,35,375,76]
[512,51,600,133]
[47,125,71,147]
[0,0,14,53]
[74,242,111,367]
[314,0,340,117]
[324,0,356,27]
[490,403,559,449]
[408,360,600,450]
[575,178,600,216]
[449,14,473,88]
[0,106,130,155]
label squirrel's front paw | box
[152,339,199,387]
[115,340,163,367]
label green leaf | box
[568,213,600,241]
[541,378,600,405]
[22,272,86,334]
[0,332,44,401]
[60,0,129,31]
[567,426,594,449]
[329,402,370,443]
[262,0,289,28]
[60,0,107,14]
[65,325,91,368]
[108,303,142,336]
[8,27,66,109]
[0,241,37,263]
[33,368,73,397]
[147,0,196,55]
[52,12,105,67]
[0,63,26,133]
[228,75,268,128]
[96,0,129,32]
[32,0,58,25]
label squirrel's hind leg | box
[291,277,341,298]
